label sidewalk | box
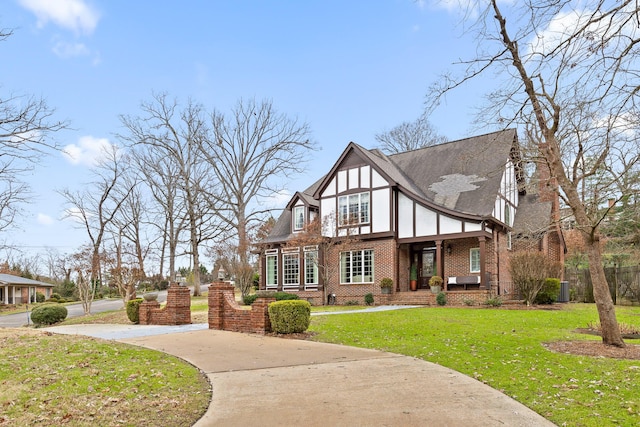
[47,323,555,426]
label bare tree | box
[133,148,186,282]
[58,145,134,313]
[284,213,360,304]
[0,28,67,238]
[375,113,447,154]
[201,98,315,296]
[119,93,226,295]
[431,1,640,346]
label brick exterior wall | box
[208,282,274,334]
[322,238,396,305]
[139,283,191,325]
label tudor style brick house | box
[258,129,564,305]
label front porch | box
[384,288,494,306]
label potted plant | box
[380,277,393,294]
[410,264,418,291]
[429,275,443,294]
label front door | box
[419,248,437,289]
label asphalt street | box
[0,290,168,328]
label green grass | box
[0,329,210,426]
[309,304,640,427]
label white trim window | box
[294,206,305,231]
[304,246,319,290]
[282,249,300,291]
[470,248,481,273]
[340,249,374,284]
[338,192,370,226]
[265,249,278,290]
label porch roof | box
[0,273,55,288]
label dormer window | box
[294,206,305,230]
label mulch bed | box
[544,340,640,360]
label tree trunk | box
[585,234,625,347]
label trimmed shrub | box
[436,292,447,306]
[364,293,374,306]
[126,298,144,324]
[31,304,68,326]
[485,297,502,307]
[268,300,311,334]
[535,278,561,304]
[243,294,259,305]
[273,291,299,301]
[35,292,45,303]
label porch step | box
[389,290,436,306]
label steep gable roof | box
[387,129,518,217]
[263,176,325,244]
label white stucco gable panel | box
[371,188,390,233]
[337,170,347,193]
[440,215,462,234]
[361,165,370,188]
[320,198,336,237]
[348,168,359,189]
[398,192,414,238]
[415,204,437,236]
[464,221,482,232]
[321,176,336,197]
[371,168,388,188]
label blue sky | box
[2,0,492,264]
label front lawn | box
[0,329,210,426]
[309,304,640,427]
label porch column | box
[435,240,443,278]
[479,236,486,289]
[3,285,6,304]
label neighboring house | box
[0,274,55,304]
[258,129,564,305]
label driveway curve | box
[47,324,555,426]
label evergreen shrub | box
[126,298,144,324]
[31,304,68,326]
[268,300,311,334]
[535,278,561,304]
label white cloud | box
[52,40,90,58]
[62,207,87,224]
[37,213,54,225]
[19,0,100,35]
[260,190,292,210]
[62,136,114,166]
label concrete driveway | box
[47,324,556,427]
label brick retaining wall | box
[208,282,274,334]
[139,283,191,325]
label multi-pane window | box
[283,251,299,290]
[265,250,278,289]
[505,204,511,227]
[294,206,305,230]
[340,249,374,284]
[338,192,370,226]
[470,248,480,273]
[304,247,318,289]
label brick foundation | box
[139,283,191,325]
[208,282,274,334]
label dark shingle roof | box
[387,129,518,216]
[263,176,325,244]
[0,273,54,287]
[512,194,553,236]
